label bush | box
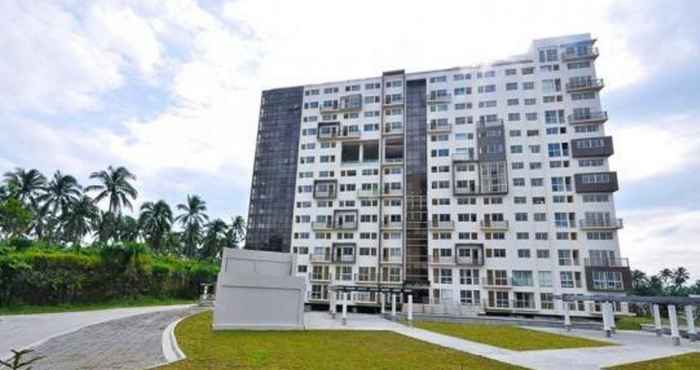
[0,244,218,307]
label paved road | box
[29,308,197,370]
[0,305,192,361]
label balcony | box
[426,93,452,104]
[336,129,361,141]
[428,122,452,133]
[311,221,333,231]
[585,257,629,268]
[320,94,363,113]
[482,299,511,311]
[512,299,537,311]
[562,47,599,61]
[456,255,484,266]
[336,254,356,264]
[452,153,475,162]
[309,272,331,282]
[384,98,403,107]
[382,221,402,230]
[574,172,619,193]
[383,157,404,166]
[431,220,455,230]
[383,187,404,197]
[431,256,454,265]
[381,255,402,264]
[384,124,404,136]
[571,136,614,158]
[310,254,331,263]
[568,111,608,125]
[483,279,512,289]
[479,220,509,230]
[579,218,624,230]
[455,245,484,267]
[454,184,479,195]
[477,118,504,128]
[319,104,339,113]
[357,188,380,198]
[335,221,358,230]
[566,78,604,92]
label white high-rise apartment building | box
[246,34,630,317]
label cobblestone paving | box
[30,308,197,370]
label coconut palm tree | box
[225,216,246,248]
[139,200,173,252]
[202,218,228,260]
[117,215,140,243]
[658,268,674,287]
[175,195,208,257]
[2,168,46,206]
[672,267,690,289]
[93,210,119,244]
[37,171,82,216]
[85,166,137,215]
[62,195,99,247]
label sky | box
[1,0,699,280]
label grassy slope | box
[411,320,612,351]
[606,352,700,370]
[157,312,530,370]
[0,297,194,315]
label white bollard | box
[685,305,697,342]
[342,293,348,325]
[391,293,397,320]
[563,301,572,331]
[407,294,414,323]
[668,304,680,346]
[652,304,663,336]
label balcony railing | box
[428,122,452,133]
[310,254,331,263]
[383,157,404,165]
[477,118,504,128]
[319,104,339,113]
[568,111,608,125]
[357,188,380,198]
[482,299,511,310]
[337,254,356,263]
[456,255,484,266]
[479,220,509,230]
[566,78,605,92]
[483,278,511,288]
[426,93,452,104]
[431,256,454,265]
[382,221,402,229]
[381,255,402,264]
[431,220,455,230]
[309,272,331,282]
[336,130,361,140]
[579,218,623,230]
[452,153,475,162]
[383,187,404,197]
[311,221,333,231]
[384,125,404,135]
[512,299,537,311]
[335,221,358,230]
[585,257,629,268]
[561,47,599,61]
[384,98,404,107]
[454,185,479,195]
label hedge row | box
[0,244,219,306]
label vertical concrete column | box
[391,293,397,320]
[563,300,572,331]
[342,292,348,325]
[380,293,385,314]
[609,302,617,334]
[407,294,414,323]
[602,302,612,338]
[652,304,663,336]
[685,305,697,342]
[330,290,336,318]
[668,305,680,346]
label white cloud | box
[609,115,700,183]
[619,207,700,281]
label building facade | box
[246,34,631,317]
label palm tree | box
[0,184,9,202]
[658,268,674,287]
[175,195,208,257]
[85,166,137,214]
[62,195,99,247]
[202,218,228,260]
[672,267,690,288]
[37,171,82,216]
[2,168,46,205]
[225,216,246,248]
[117,215,140,243]
[631,269,648,289]
[139,200,173,252]
[93,210,119,244]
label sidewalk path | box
[0,304,192,361]
[306,312,700,370]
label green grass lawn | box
[410,320,612,351]
[605,352,700,369]
[157,311,530,370]
[0,297,195,315]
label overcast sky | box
[1,0,699,279]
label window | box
[459,269,480,285]
[517,249,531,258]
[512,271,533,286]
[540,293,554,310]
[560,271,574,288]
[592,271,624,290]
[536,249,550,258]
[505,82,518,91]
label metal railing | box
[310,254,331,263]
[431,220,455,230]
[568,111,608,124]
[579,218,623,230]
[566,78,604,92]
[428,122,452,132]
[311,221,333,230]
[357,188,380,198]
[479,220,509,230]
[426,92,452,103]
[561,47,599,61]
[584,257,629,268]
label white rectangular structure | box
[213,248,305,330]
[246,33,630,317]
